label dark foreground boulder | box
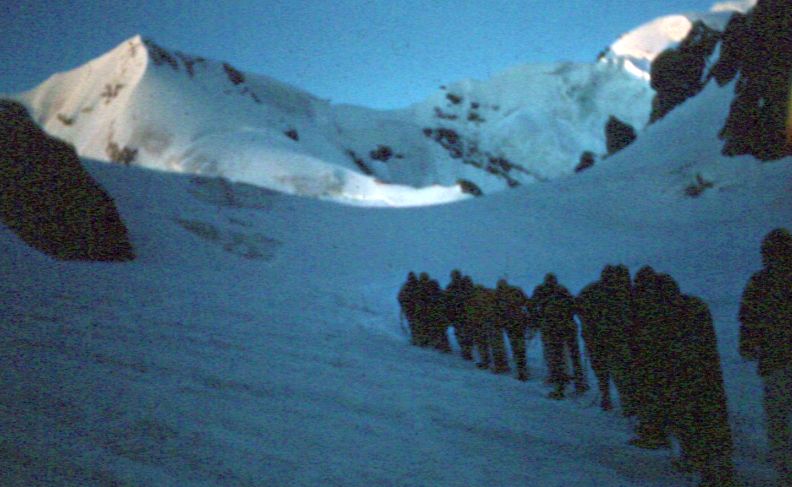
[0,100,135,261]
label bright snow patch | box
[710,0,757,13]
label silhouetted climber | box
[599,264,639,417]
[629,266,673,449]
[466,285,492,369]
[398,271,420,344]
[411,273,435,348]
[425,275,451,353]
[576,280,614,410]
[663,274,735,487]
[739,228,792,486]
[466,285,509,373]
[446,270,475,360]
[533,273,587,399]
[496,279,533,381]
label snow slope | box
[9,35,651,205]
[1,66,790,486]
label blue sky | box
[1,0,739,109]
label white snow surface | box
[710,0,757,13]
[1,68,791,486]
[9,35,652,206]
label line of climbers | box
[398,266,734,487]
[398,228,790,487]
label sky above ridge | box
[0,0,755,109]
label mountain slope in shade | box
[10,35,652,206]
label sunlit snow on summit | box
[13,36,651,207]
[710,0,757,12]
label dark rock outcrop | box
[714,0,792,160]
[574,151,596,173]
[223,63,245,86]
[370,145,394,162]
[605,116,637,155]
[421,127,540,186]
[457,179,483,196]
[142,38,180,71]
[0,100,135,261]
[106,141,138,165]
[649,21,721,123]
[446,93,463,105]
[345,149,374,176]
[649,1,791,160]
[708,13,748,86]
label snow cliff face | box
[12,35,652,206]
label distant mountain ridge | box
[8,0,782,207]
[9,35,651,206]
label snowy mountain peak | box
[11,35,652,206]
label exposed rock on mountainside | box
[714,0,792,160]
[457,178,483,196]
[605,116,637,156]
[574,151,596,173]
[648,0,791,161]
[421,127,534,187]
[649,21,721,123]
[0,100,134,261]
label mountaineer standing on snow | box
[628,266,674,449]
[576,278,615,411]
[739,227,792,487]
[424,274,451,353]
[445,270,475,361]
[466,284,510,373]
[533,273,588,399]
[495,278,534,381]
[398,272,420,345]
[411,273,435,348]
[662,274,736,487]
[599,264,639,417]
